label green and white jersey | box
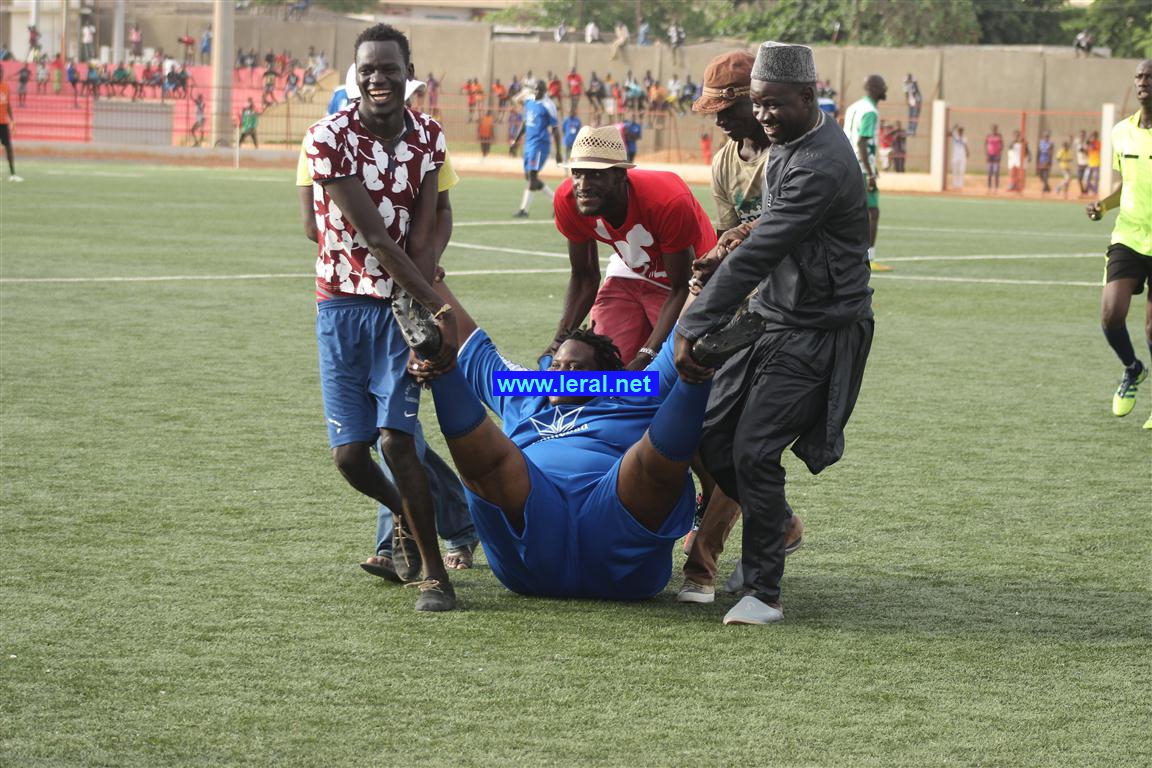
[843,96,879,177]
[1110,110,1152,256]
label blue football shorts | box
[523,139,550,173]
[316,296,421,447]
[467,455,695,600]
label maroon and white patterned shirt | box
[304,105,446,301]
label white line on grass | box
[0,273,307,283]
[449,241,586,260]
[872,274,1097,287]
[454,220,557,227]
[445,268,570,276]
[886,225,1097,239]
[447,242,1098,265]
[0,268,572,284]
[43,169,148,179]
[884,252,1098,262]
[453,219,1097,240]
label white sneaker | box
[675,580,715,604]
[723,595,784,625]
[8,175,23,182]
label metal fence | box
[946,106,1103,193]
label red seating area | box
[2,62,308,146]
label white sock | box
[867,246,876,263]
[520,189,534,211]
[542,184,554,199]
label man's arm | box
[547,239,600,354]
[1087,173,1122,221]
[627,248,691,370]
[551,124,563,165]
[322,175,456,366]
[857,135,876,191]
[679,164,840,340]
[710,168,739,239]
[407,168,440,282]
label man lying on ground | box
[404,282,714,600]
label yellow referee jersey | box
[1110,110,1152,256]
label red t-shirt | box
[554,169,717,287]
[548,78,562,98]
[986,133,1003,159]
[566,73,583,96]
[304,106,445,301]
[0,82,10,125]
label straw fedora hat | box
[565,125,636,170]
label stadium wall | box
[43,14,1142,116]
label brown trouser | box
[682,492,740,585]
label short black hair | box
[354,24,411,66]
[558,326,625,371]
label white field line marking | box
[42,169,148,179]
[884,252,1098,262]
[448,241,581,260]
[444,268,570,276]
[872,274,1097,287]
[0,268,572,284]
[0,253,1097,286]
[447,241,1099,265]
[454,220,557,227]
[453,219,1099,240]
[886,225,1097,239]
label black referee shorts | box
[1106,243,1152,296]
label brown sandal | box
[443,542,478,570]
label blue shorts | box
[316,296,421,447]
[467,456,695,600]
[523,140,550,173]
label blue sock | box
[429,367,487,438]
[648,379,712,462]
[1103,326,1137,368]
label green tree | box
[972,0,1070,45]
[854,0,980,46]
[489,0,713,41]
[1081,0,1152,59]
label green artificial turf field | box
[1,161,1149,767]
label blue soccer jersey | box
[522,97,557,172]
[523,97,558,145]
[455,329,694,599]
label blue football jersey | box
[522,97,558,145]
[457,329,677,504]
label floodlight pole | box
[211,0,235,148]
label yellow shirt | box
[1055,147,1071,171]
[1110,110,1152,256]
[295,139,459,192]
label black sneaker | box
[390,288,442,358]
[512,209,529,218]
[410,579,457,612]
[391,515,423,582]
[691,306,768,368]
